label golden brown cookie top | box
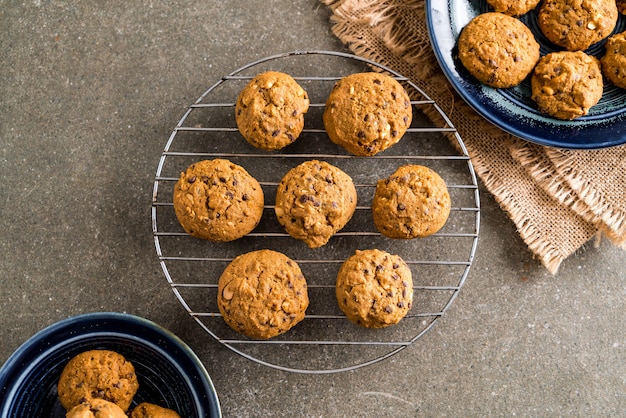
[274,160,357,248]
[486,0,540,16]
[335,249,413,329]
[372,165,451,239]
[323,72,412,156]
[172,159,264,242]
[537,0,618,51]
[601,32,626,89]
[217,249,309,340]
[57,350,139,412]
[130,402,181,418]
[65,399,128,418]
[458,12,540,88]
[235,71,309,151]
[531,51,603,120]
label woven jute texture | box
[320,0,626,274]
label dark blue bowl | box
[0,312,221,418]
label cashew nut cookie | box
[537,0,618,51]
[372,165,451,239]
[65,399,128,418]
[336,249,413,329]
[57,350,139,413]
[235,71,310,151]
[217,249,309,340]
[458,12,540,88]
[601,31,626,89]
[131,402,181,418]
[323,72,412,156]
[172,159,264,242]
[486,0,540,17]
[274,160,357,248]
[531,51,603,120]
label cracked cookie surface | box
[323,72,412,156]
[172,159,264,242]
[538,0,618,51]
[217,249,309,340]
[336,249,413,328]
[66,399,128,418]
[235,71,309,151]
[372,165,451,239]
[57,350,139,412]
[458,12,540,88]
[531,51,603,120]
[275,160,356,248]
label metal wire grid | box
[152,51,480,373]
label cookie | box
[275,160,357,248]
[619,0,626,15]
[131,402,181,418]
[235,71,310,151]
[601,31,626,89]
[57,350,139,412]
[323,72,412,156]
[172,159,264,242]
[372,165,451,239]
[458,12,540,88]
[65,399,128,418]
[486,0,540,16]
[537,0,618,51]
[336,249,413,328]
[531,51,603,120]
[217,249,309,340]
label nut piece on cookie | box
[235,71,310,151]
[217,249,309,339]
[537,0,618,51]
[323,72,412,156]
[336,249,413,328]
[57,350,139,412]
[372,165,451,239]
[275,160,357,248]
[601,31,626,89]
[531,51,603,120]
[172,159,264,242]
[458,12,540,88]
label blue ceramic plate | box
[0,312,221,418]
[426,0,626,149]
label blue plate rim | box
[0,312,222,418]
[425,0,626,150]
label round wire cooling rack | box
[151,50,480,374]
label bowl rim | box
[0,312,222,418]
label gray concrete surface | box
[1,1,625,416]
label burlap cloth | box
[320,0,626,274]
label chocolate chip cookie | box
[275,160,357,248]
[66,399,128,418]
[372,165,451,239]
[537,0,618,51]
[57,350,139,412]
[336,249,413,328]
[486,0,540,16]
[601,31,626,89]
[235,71,310,151]
[217,249,309,340]
[531,51,603,120]
[323,72,412,156]
[172,159,264,242]
[458,12,540,88]
[131,402,181,418]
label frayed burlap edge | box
[320,0,599,273]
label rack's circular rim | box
[151,50,480,373]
